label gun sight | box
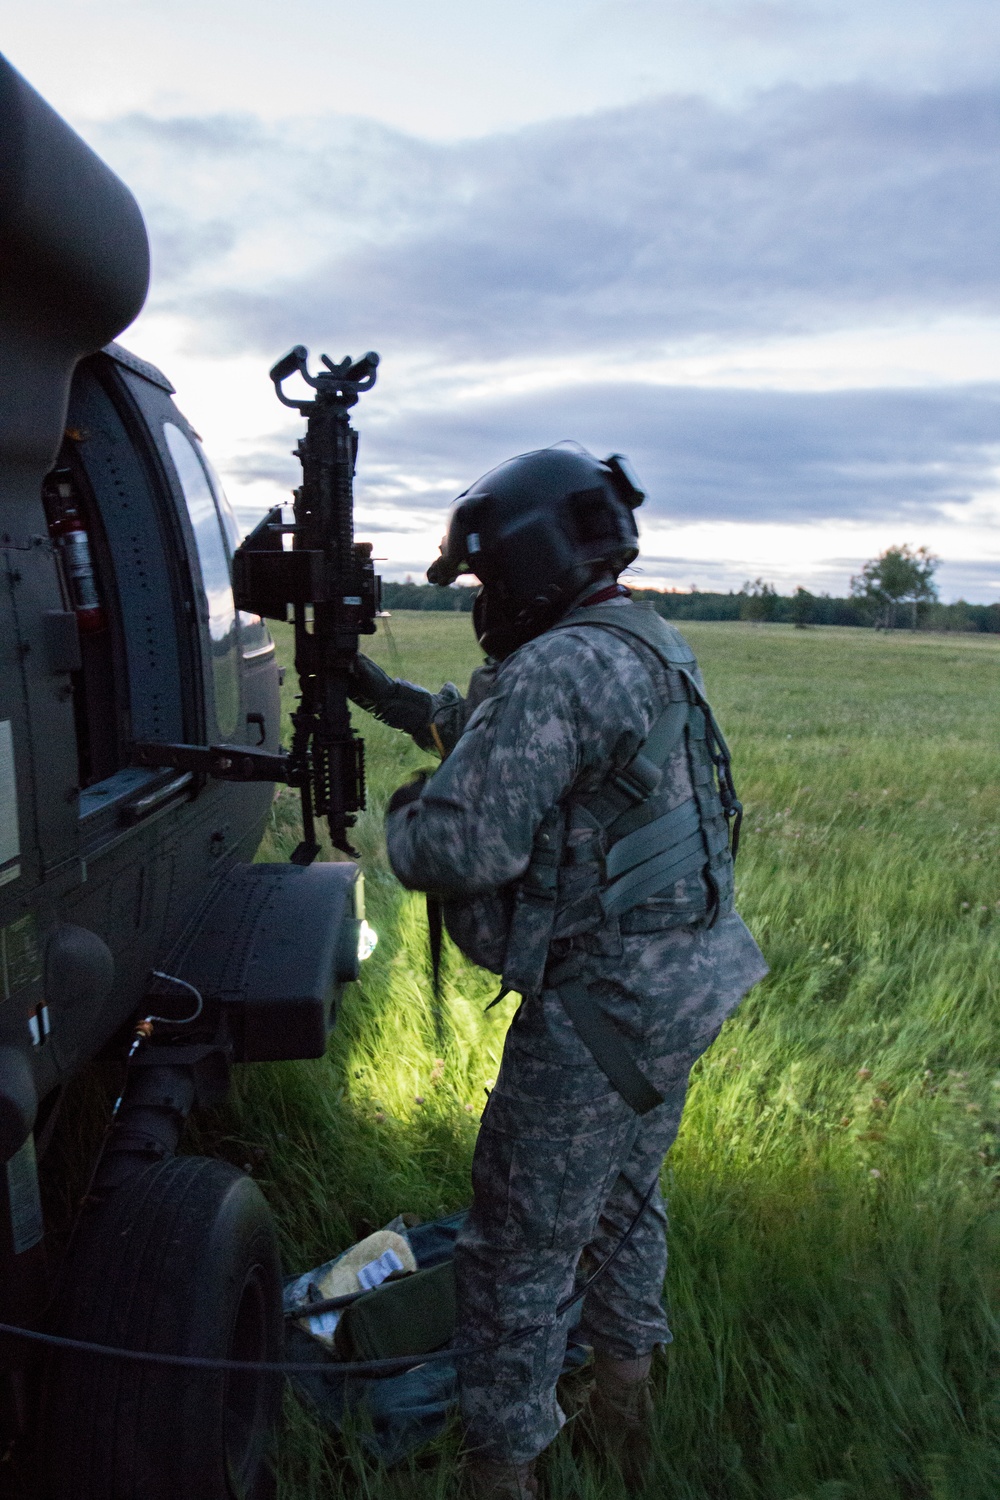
[270,346,379,411]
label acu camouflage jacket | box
[386,599,744,995]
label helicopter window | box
[237,608,277,660]
[163,424,240,740]
[198,449,275,662]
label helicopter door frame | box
[62,351,207,861]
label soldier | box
[350,445,767,1499]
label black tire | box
[40,1155,283,1500]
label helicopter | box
[1,53,380,1498]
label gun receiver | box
[232,345,382,860]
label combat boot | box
[462,1457,539,1499]
[579,1352,654,1489]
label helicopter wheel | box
[39,1155,282,1500]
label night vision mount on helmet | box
[426,444,646,659]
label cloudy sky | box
[5,2,1000,597]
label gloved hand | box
[386,771,429,816]
[347,654,434,737]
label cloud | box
[224,449,300,486]
[92,83,1000,362]
[86,84,1000,596]
[349,380,1000,525]
[229,377,1000,543]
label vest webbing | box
[500,602,744,1116]
[503,604,742,996]
[551,603,742,920]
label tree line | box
[382,547,1000,634]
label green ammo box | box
[334,1260,457,1362]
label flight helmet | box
[426,444,645,658]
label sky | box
[4,2,1000,598]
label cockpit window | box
[163,423,240,739]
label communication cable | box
[0,1175,658,1378]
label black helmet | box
[427,444,645,658]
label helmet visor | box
[426,500,487,586]
[426,548,466,586]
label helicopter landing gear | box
[39,1155,282,1500]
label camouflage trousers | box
[453,921,757,1466]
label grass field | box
[201,615,1000,1499]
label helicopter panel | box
[1,480,81,892]
[17,345,280,1095]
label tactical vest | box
[500,602,742,1001]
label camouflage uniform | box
[386,601,767,1465]
[422,663,499,756]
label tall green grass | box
[196,618,1000,1499]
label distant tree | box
[739,578,778,623]
[789,586,816,628]
[850,544,939,629]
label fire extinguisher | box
[45,469,107,634]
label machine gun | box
[233,345,381,859]
[135,344,381,861]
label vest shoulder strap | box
[553,601,697,673]
[555,598,743,895]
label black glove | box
[386,771,429,816]
[347,654,434,738]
